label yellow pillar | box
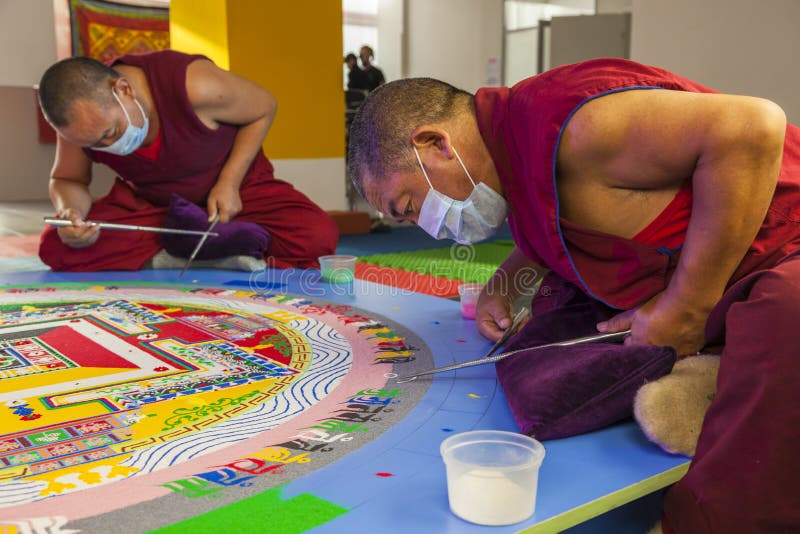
[169,0,344,160]
[169,0,230,69]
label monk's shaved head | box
[346,77,472,199]
[38,56,120,128]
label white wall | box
[505,27,539,85]
[631,0,800,123]
[549,13,630,69]
[377,0,403,83]
[3,2,58,201]
[1,87,58,201]
[405,0,504,92]
[0,1,58,87]
[596,0,631,13]
[272,158,347,210]
[0,1,56,201]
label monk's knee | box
[38,228,66,270]
[310,212,339,256]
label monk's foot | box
[147,250,267,272]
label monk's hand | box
[207,183,242,224]
[55,207,100,248]
[597,292,707,356]
[476,286,513,342]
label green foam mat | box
[151,485,348,533]
[358,240,514,283]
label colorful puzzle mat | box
[0,271,689,533]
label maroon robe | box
[39,50,337,271]
[475,58,800,532]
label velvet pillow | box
[162,194,270,260]
[496,275,676,440]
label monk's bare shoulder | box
[184,59,224,129]
[555,90,687,237]
[184,59,275,128]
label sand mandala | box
[0,284,432,532]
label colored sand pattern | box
[358,240,514,284]
[152,485,348,533]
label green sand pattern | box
[358,240,514,283]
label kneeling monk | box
[347,59,800,533]
[37,50,337,271]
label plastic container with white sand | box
[440,430,545,526]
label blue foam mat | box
[0,268,684,533]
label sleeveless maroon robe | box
[39,50,337,270]
[475,58,800,533]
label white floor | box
[0,200,52,236]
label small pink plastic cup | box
[458,283,483,320]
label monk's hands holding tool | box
[476,287,514,342]
[207,182,242,224]
[596,291,707,356]
[55,207,100,248]
[476,249,541,342]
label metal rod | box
[178,214,220,279]
[396,329,631,381]
[44,217,219,237]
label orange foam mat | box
[354,262,462,298]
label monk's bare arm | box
[50,135,93,216]
[186,59,276,221]
[48,135,99,246]
[562,89,786,350]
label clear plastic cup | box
[318,254,357,283]
[440,430,546,526]
[457,283,483,319]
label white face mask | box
[93,88,149,156]
[414,145,508,244]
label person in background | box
[359,45,385,92]
[345,52,369,92]
[36,50,337,272]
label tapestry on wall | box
[69,0,170,61]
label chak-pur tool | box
[396,329,631,382]
[178,214,220,279]
[44,217,220,238]
[481,307,530,359]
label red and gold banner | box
[69,0,170,61]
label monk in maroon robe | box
[37,50,337,271]
[347,59,800,532]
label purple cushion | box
[162,194,270,260]
[496,274,676,440]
